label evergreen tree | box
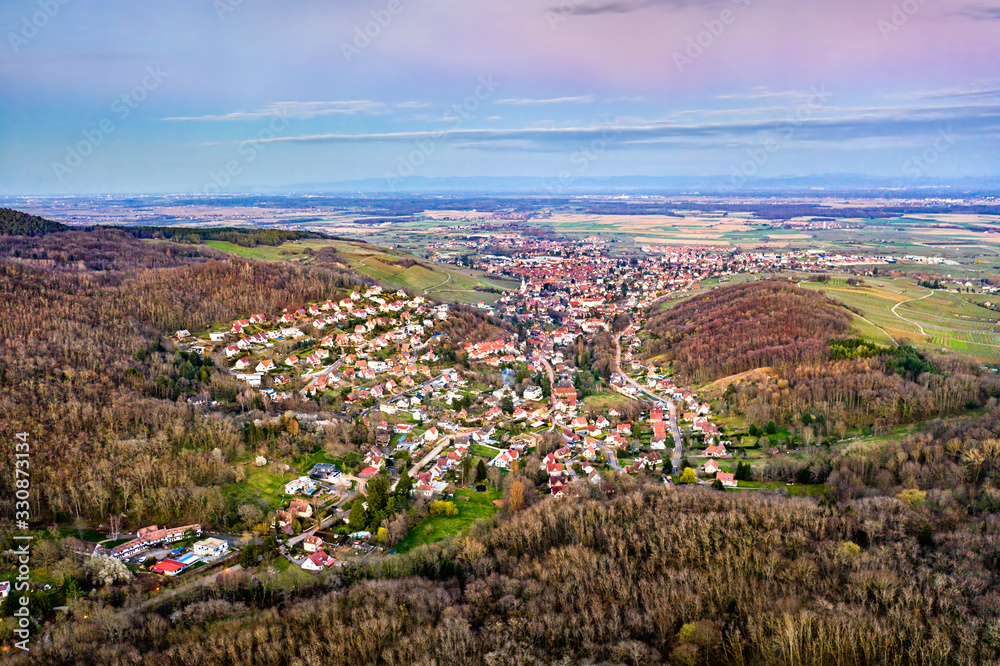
[348,499,366,531]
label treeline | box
[643,281,853,382]
[22,485,1000,664]
[0,227,223,271]
[119,226,325,248]
[0,208,68,236]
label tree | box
[712,479,725,491]
[680,456,692,471]
[84,556,133,587]
[918,524,935,549]
[367,474,392,517]
[507,478,524,512]
[475,459,488,482]
[748,424,760,437]
[348,499,366,531]
[239,545,258,568]
[680,468,697,484]
[460,454,473,484]
[765,420,777,435]
[395,472,413,502]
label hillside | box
[0,227,506,528]
[0,208,68,236]
[644,281,853,382]
[25,483,1000,665]
[644,281,999,429]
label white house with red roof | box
[301,549,336,570]
[717,471,737,487]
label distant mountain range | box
[265,174,1000,195]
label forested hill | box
[643,281,853,382]
[0,207,68,236]
[28,482,1000,664]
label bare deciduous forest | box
[24,484,1000,665]
[4,223,1000,664]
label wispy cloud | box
[905,81,1000,101]
[550,0,732,16]
[396,100,431,109]
[234,103,1000,148]
[496,95,596,105]
[953,3,1000,19]
[716,89,822,102]
[163,100,386,121]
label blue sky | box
[1,0,999,193]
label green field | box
[394,487,501,553]
[583,391,633,412]
[226,464,298,509]
[799,277,1000,361]
[203,239,340,261]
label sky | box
[1,0,999,194]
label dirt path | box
[891,290,933,336]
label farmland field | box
[798,277,1000,361]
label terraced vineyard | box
[800,277,1000,361]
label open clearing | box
[394,487,502,553]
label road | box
[408,439,449,478]
[138,563,242,611]
[615,334,682,473]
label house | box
[288,499,313,519]
[704,459,721,475]
[703,444,728,458]
[284,476,314,495]
[63,537,105,558]
[151,559,186,576]
[255,359,275,373]
[0,581,9,599]
[491,448,519,469]
[302,535,324,553]
[193,537,229,559]
[175,329,190,339]
[285,355,299,366]
[522,385,543,401]
[639,451,663,469]
[301,549,336,570]
[717,471,737,487]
